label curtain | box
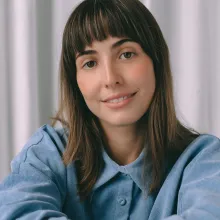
[0,0,219,180]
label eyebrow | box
[75,38,136,60]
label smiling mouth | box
[103,92,137,104]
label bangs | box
[68,0,149,55]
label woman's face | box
[76,36,156,129]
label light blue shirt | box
[0,124,220,220]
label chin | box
[101,115,143,128]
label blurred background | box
[0,0,220,181]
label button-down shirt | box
[0,124,220,220]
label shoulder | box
[188,133,220,151]
[168,134,220,170]
[0,125,77,217]
[153,135,220,218]
[165,134,220,186]
[179,134,220,166]
[178,134,220,181]
[10,124,69,180]
[171,134,220,216]
[171,134,220,185]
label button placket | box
[118,197,127,206]
[115,174,133,220]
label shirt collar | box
[93,145,151,192]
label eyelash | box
[82,52,136,69]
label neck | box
[101,123,145,165]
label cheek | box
[77,77,87,94]
[129,62,155,88]
[77,75,98,100]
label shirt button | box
[118,198,127,206]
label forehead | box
[75,36,141,60]
[66,0,153,59]
[84,36,139,50]
[85,36,122,48]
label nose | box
[102,60,123,88]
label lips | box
[102,92,137,102]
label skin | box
[76,36,156,165]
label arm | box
[0,127,70,220]
[163,136,220,220]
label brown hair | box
[52,0,199,201]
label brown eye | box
[83,61,96,69]
[120,52,135,59]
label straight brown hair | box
[52,0,199,202]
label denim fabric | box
[0,124,220,220]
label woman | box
[0,0,220,219]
